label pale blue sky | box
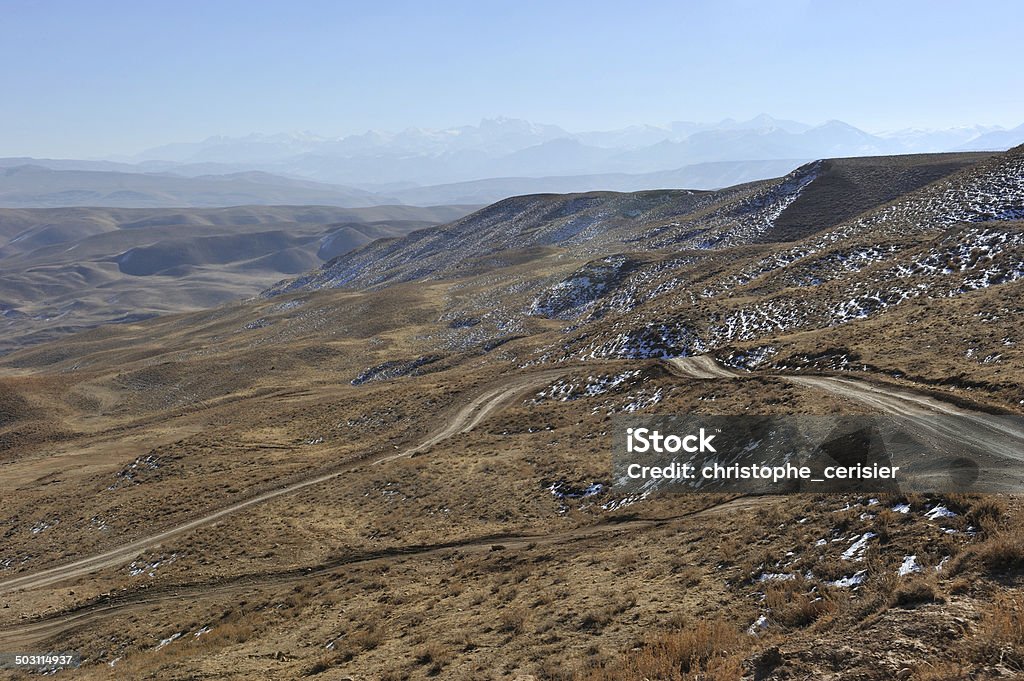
[2,0,1021,158]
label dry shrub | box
[511,565,532,583]
[973,594,1024,668]
[956,522,1024,576]
[892,574,943,608]
[204,620,255,645]
[580,595,636,631]
[675,565,703,587]
[963,495,1005,537]
[536,658,575,681]
[763,578,833,627]
[836,569,898,620]
[413,641,453,676]
[948,576,975,595]
[193,611,262,648]
[575,618,747,681]
[831,508,863,536]
[714,535,744,566]
[302,652,338,676]
[579,608,613,632]
[813,553,857,583]
[348,621,385,650]
[499,605,529,634]
[616,551,639,569]
[912,660,971,680]
[979,530,1024,573]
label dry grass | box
[972,594,1024,669]
[892,573,944,608]
[575,619,748,681]
[2,194,1023,681]
[763,577,834,627]
[956,517,1024,576]
[911,660,972,681]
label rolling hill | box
[272,151,994,293]
[1,146,1023,679]
[386,159,810,206]
[0,204,475,352]
[0,165,394,208]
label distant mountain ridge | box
[0,165,394,208]
[956,123,1024,151]
[385,159,810,206]
[0,159,812,209]
[268,150,996,296]
[4,116,1023,209]
[121,115,1024,186]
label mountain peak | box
[816,119,859,131]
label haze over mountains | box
[122,116,1015,184]
[3,116,1022,208]
[0,165,396,209]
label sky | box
[1,0,1022,158]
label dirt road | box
[668,356,1024,489]
[0,494,760,648]
[0,371,560,597]
[372,374,554,465]
[666,355,741,380]
[4,356,1020,647]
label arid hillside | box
[0,204,475,352]
[1,148,1023,680]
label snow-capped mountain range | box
[3,116,1022,208]
[121,116,1022,187]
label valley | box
[0,146,1023,679]
[0,204,475,353]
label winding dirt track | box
[666,355,740,380]
[668,356,1024,489]
[0,496,761,648]
[0,371,561,598]
[4,355,1021,647]
[0,358,757,648]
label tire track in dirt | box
[0,371,562,597]
[667,356,1024,487]
[13,354,1010,647]
[372,374,550,465]
[0,494,757,648]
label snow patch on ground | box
[155,632,183,650]
[830,570,867,588]
[548,482,604,499]
[533,370,642,403]
[841,532,876,561]
[898,555,922,577]
[601,492,649,511]
[109,454,161,489]
[128,553,179,577]
[31,519,58,535]
[747,614,770,635]
[723,346,778,370]
[757,572,797,582]
[925,505,957,520]
[582,322,703,360]
[528,256,628,319]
